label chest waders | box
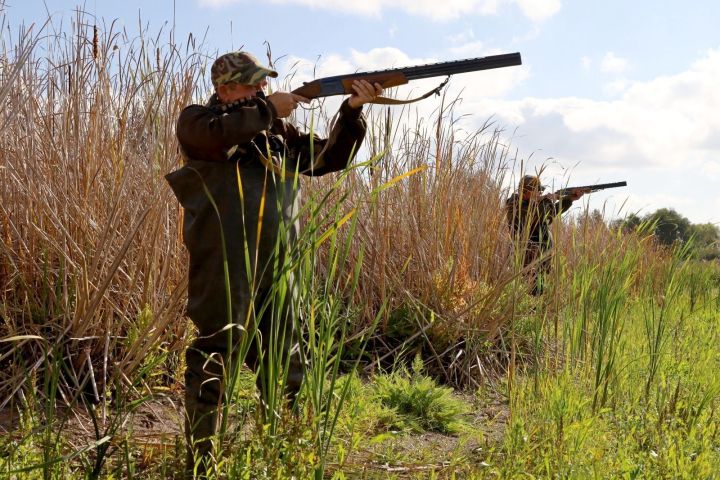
[167,154,304,475]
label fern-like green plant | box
[372,356,468,434]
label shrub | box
[372,356,468,434]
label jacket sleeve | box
[505,197,519,235]
[541,197,573,217]
[557,197,574,214]
[281,99,367,177]
[176,98,277,162]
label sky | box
[5,0,719,224]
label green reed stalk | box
[643,242,689,400]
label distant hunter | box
[505,175,588,295]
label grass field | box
[1,13,719,480]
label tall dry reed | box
[0,12,201,408]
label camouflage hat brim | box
[226,65,278,86]
[211,51,279,88]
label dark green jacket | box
[166,94,366,326]
[505,193,573,251]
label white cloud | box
[621,193,693,218]
[702,160,720,179]
[350,47,437,70]
[198,0,561,23]
[514,0,561,23]
[604,78,629,95]
[446,29,476,45]
[600,52,629,74]
[477,49,720,170]
[580,56,591,70]
[275,45,719,223]
[200,0,381,16]
[448,41,487,57]
[483,49,720,222]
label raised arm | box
[282,80,381,176]
[176,98,276,162]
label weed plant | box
[372,356,469,434]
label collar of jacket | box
[205,93,255,114]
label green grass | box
[487,256,720,479]
[3,261,720,478]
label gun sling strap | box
[369,77,450,105]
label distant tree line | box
[611,208,720,260]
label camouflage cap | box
[519,175,545,192]
[211,51,278,88]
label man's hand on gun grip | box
[267,92,309,118]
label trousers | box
[183,287,304,477]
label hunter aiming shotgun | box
[292,52,522,105]
[555,181,628,196]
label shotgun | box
[291,52,522,105]
[555,181,628,196]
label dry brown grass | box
[0,13,198,406]
[0,12,670,407]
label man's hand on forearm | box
[551,187,591,201]
[347,80,383,109]
[566,187,591,201]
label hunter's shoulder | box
[505,193,520,206]
[179,103,213,120]
[181,103,209,112]
[176,105,213,141]
[177,104,215,129]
